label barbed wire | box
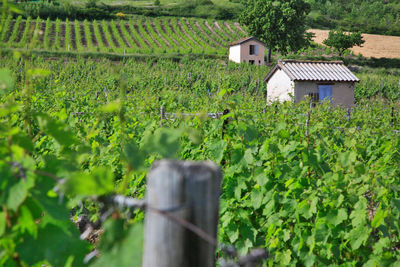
[76,195,269,266]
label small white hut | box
[264,59,359,107]
[229,37,266,66]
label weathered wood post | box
[160,106,165,127]
[347,108,351,121]
[392,106,395,126]
[143,160,222,267]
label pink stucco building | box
[228,37,266,66]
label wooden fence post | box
[143,160,186,267]
[392,106,395,126]
[160,106,165,127]
[347,108,351,121]
[143,160,222,267]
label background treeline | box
[15,0,239,21]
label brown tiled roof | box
[263,59,359,83]
[229,36,267,47]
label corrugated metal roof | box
[264,59,359,82]
[229,36,267,47]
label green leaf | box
[254,167,267,186]
[17,223,90,267]
[208,140,226,164]
[326,208,348,226]
[92,221,143,267]
[303,253,316,267]
[26,68,51,79]
[243,149,254,166]
[371,205,386,228]
[64,167,114,197]
[36,114,77,147]
[234,177,247,200]
[0,68,14,95]
[18,205,37,237]
[338,151,357,168]
[373,237,390,255]
[251,188,263,209]
[297,197,318,219]
[0,212,6,237]
[314,222,330,244]
[347,225,371,250]
[350,198,367,227]
[12,132,34,152]
[275,249,291,266]
[32,190,69,221]
[98,99,121,113]
[392,199,400,212]
[6,179,27,211]
[122,142,146,170]
[141,128,182,158]
[226,223,239,243]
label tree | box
[323,29,365,57]
[239,0,311,63]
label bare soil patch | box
[233,22,247,35]
[107,23,121,47]
[60,23,66,48]
[26,21,36,44]
[167,19,189,47]
[4,20,15,42]
[115,23,131,48]
[161,20,179,46]
[70,23,77,50]
[223,22,236,36]
[176,19,199,46]
[15,21,26,43]
[38,22,46,44]
[98,23,110,47]
[49,22,56,46]
[193,20,218,47]
[214,21,233,40]
[204,21,224,45]
[79,23,87,48]
[151,22,171,47]
[89,23,98,47]
[309,29,400,59]
[142,22,161,47]
[125,23,141,48]
[133,24,151,48]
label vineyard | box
[1,55,400,266]
[0,15,247,55]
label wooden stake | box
[143,160,222,267]
[160,106,165,127]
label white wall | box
[229,45,241,63]
[266,69,294,102]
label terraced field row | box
[0,15,247,55]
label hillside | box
[0,16,246,55]
[15,0,400,37]
[2,15,400,60]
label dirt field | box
[309,29,400,59]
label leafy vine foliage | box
[1,54,400,266]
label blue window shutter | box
[318,85,332,102]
